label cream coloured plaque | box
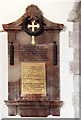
[21,63,46,94]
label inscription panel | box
[19,45,48,61]
[21,63,46,94]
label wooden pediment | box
[3,5,64,31]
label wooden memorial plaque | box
[3,5,64,117]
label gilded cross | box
[28,20,40,45]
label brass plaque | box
[21,63,46,94]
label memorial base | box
[5,100,63,117]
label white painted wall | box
[0,0,75,118]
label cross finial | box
[28,20,40,45]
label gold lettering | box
[21,63,46,94]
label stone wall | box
[68,1,81,118]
